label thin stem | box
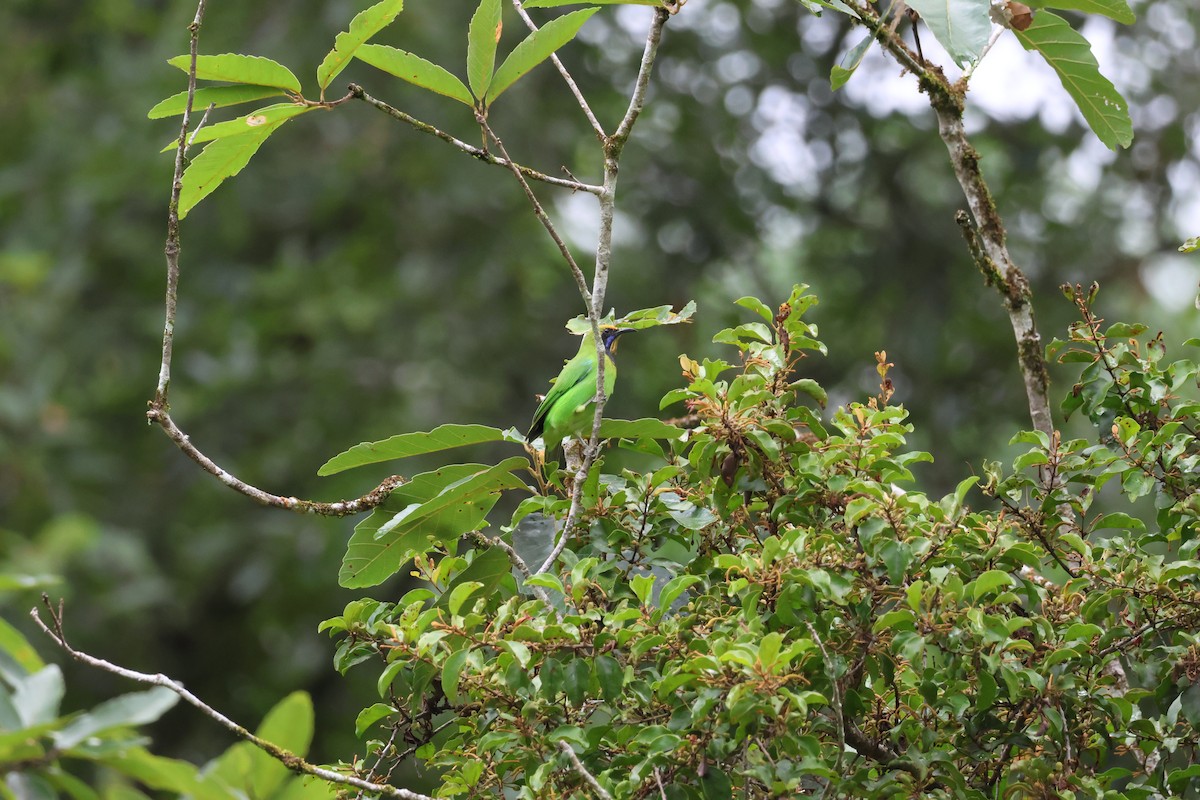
[478,115,593,307]
[610,7,670,155]
[558,741,613,800]
[31,598,433,800]
[186,101,217,147]
[509,0,607,142]
[351,85,601,195]
[146,407,404,515]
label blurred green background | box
[1,0,1197,771]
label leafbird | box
[528,327,628,450]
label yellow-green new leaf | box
[317,0,405,94]
[487,8,598,104]
[165,103,313,151]
[178,120,285,218]
[167,53,302,94]
[1024,0,1134,24]
[355,45,474,105]
[1014,11,1132,149]
[148,85,286,119]
[467,0,503,100]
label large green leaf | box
[318,423,508,475]
[54,688,178,750]
[486,8,598,104]
[905,0,992,67]
[177,110,307,218]
[147,85,286,119]
[355,45,474,105]
[201,692,315,799]
[11,665,64,727]
[1015,11,1133,150]
[167,54,302,93]
[598,418,686,441]
[317,0,406,94]
[1024,0,1134,24]
[0,618,43,674]
[339,461,526,588]
[467,0,503,100]
[77,748,210,798]
[166,103,312,150]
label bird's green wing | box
[528,353,596,439]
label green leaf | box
[597,418,685,441]
[240,692,316,798]
[831,32,873,90]
[319,423,508,475]
[446,581,485,616]
[12,666,64,726]
[905,0,992,66]
[524,0,660,6]
[178,121,283,219]
[167,54,302,93]
[54,688,178,750]
[791,378,827,407]
[1014,12,1132,149]
[0,619,43,674]
[1024,0,1134,24]
[355,45,474,105]
[735,296,774,323]
[147,85,286,119]
[354,703,396,738]
[595,655,623,701]
[317,0,405,94]
[442,648,470,705]
[92,748,206,797]
[467,0,503,100]
[173,103,313,150]
[1180,236,1199,254]
[487,8,598,104]
[972,569,1015,600]
[339,462,522,588]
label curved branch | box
[350,84,602,195]
[31,598,433,800]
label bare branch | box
[350,85,601,195]
[610,7,670,154]
[146,407,404,516]
[510,0,607,142]
[31,598,433,800]
[846,0,1054,438]
[559,741,614,800]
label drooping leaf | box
[1014,11,1132,149]
[486,8,598,104]
[165,103,312,151]
[0,618,44,674]
[147,85,285,119]
[355,703,396,738]
[177,120,290,218]
[355,45,474,105]
[54,688,178,750]
[830,32,873,90]
[1024,0,1134,24]
[467,0,503,101]
[167,54,302,93]
[319,423,507,476]
[317,0,405,93]
[905,0,993,67]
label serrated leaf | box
[54,688,178,750]
[317,0,405,94]
[148,85,286,119]
[1014,11,1132,150]
[467,0,503,100]
[167,54,302,93]
[355,45,474,105]
[319,423,507,475]
[830,32,873,90]
[906,0,993,67]
[487,8,598,104]
[1024,0,1134,24]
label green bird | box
[528,327,629,449]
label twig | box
[478,116,593,307]
[805,622,846,772]
[846,0,1053,438]
[350,85,601,195]
[558,741,613,800]
[31,597,433,800]
[186,102,217,147]
[510,0,606,142]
